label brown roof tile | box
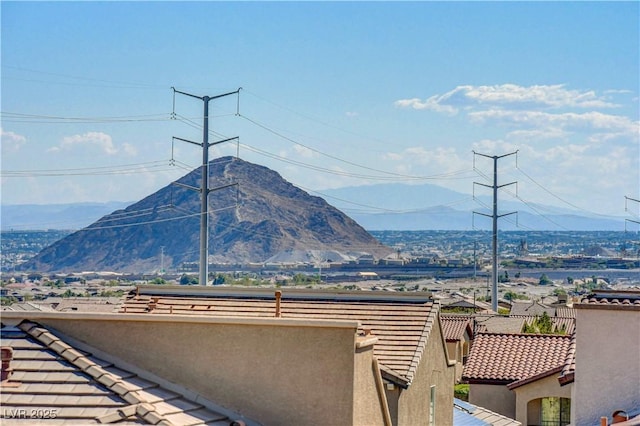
[440,314,472,341]
[555,307,576,318]
[558,331,576,386]
[0,322,247,425]
[509,301,555,317]
[578,290,640,308]
[474,315,525,334]
[120,286,440,386]
[462,332,572,384]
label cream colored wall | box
[469,383,516,419]
[445,341,463,382]
[29,314,365,426]
[393,316,456,426]
[511,374,572,425]
[353,343,386,426]
[573,305,640,426]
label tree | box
[212,274,228,285]
[179,274,198,285]
[522,312,560,335]
[539,274,552,285]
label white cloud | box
[1,128,27,152]
[394,96,458,115]
[395,84,620,114]
[383,146,464,177]
[469,109,639,140]
[51,132,118,155]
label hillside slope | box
[21,157,391,273]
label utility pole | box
[473,151,518,312]
[172,88,240,286]
[625,196,640,260]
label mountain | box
[19,157,391,273]
[320,183,625,231]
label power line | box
[1,160,176,178]
[1,111,172,124]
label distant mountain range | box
[2,176,625,233]
[16,157,391,273]
[320,183,626,231]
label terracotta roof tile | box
[578,290,640,307]
[462,333,572,384]
[474,315,525,334]
[120,287,439,387]
[558,331,576,386]
[440,314,472,341]
[555,307,576,318]
[0,322,247,425]
[509,301,555,317]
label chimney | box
[1,347,14,382]
[148,297,159,312]
[275,290,282,318]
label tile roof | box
[518,316,575,335]
[508,301,555,317]
[442,297,494,313]
[453,398,521,426]
[462,333,572,384]
[0,321,247,425]
[578,290,640,308]
[558,331,576,386]
[1,302,56,312]
[473,315,526,334]
[554,307,576,318]
[440,314,472,341]
[120,286,441,387]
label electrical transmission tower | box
[172,87,240,286]
[624,196,640,259]
[472,150,518,312]
[625,196,640,227]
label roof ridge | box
[403,300,441,386]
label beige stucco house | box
[2,286,456,425]
[570,290,640,426]
[462,332,573,424]
[462,289,640,426]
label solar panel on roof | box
[454,398,477,414]
[453,409,490,425]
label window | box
[541,397,571,426]
[429,385,436,426]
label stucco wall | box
[469,383,516,419]
[573,305,640,426]
[445,341,463,382]
[393,316,455,426]
[511,373,572,425]
[353,342,386,426]
[34,314,364,426]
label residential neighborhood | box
[2,282,639,425]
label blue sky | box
[2,1,639,226]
